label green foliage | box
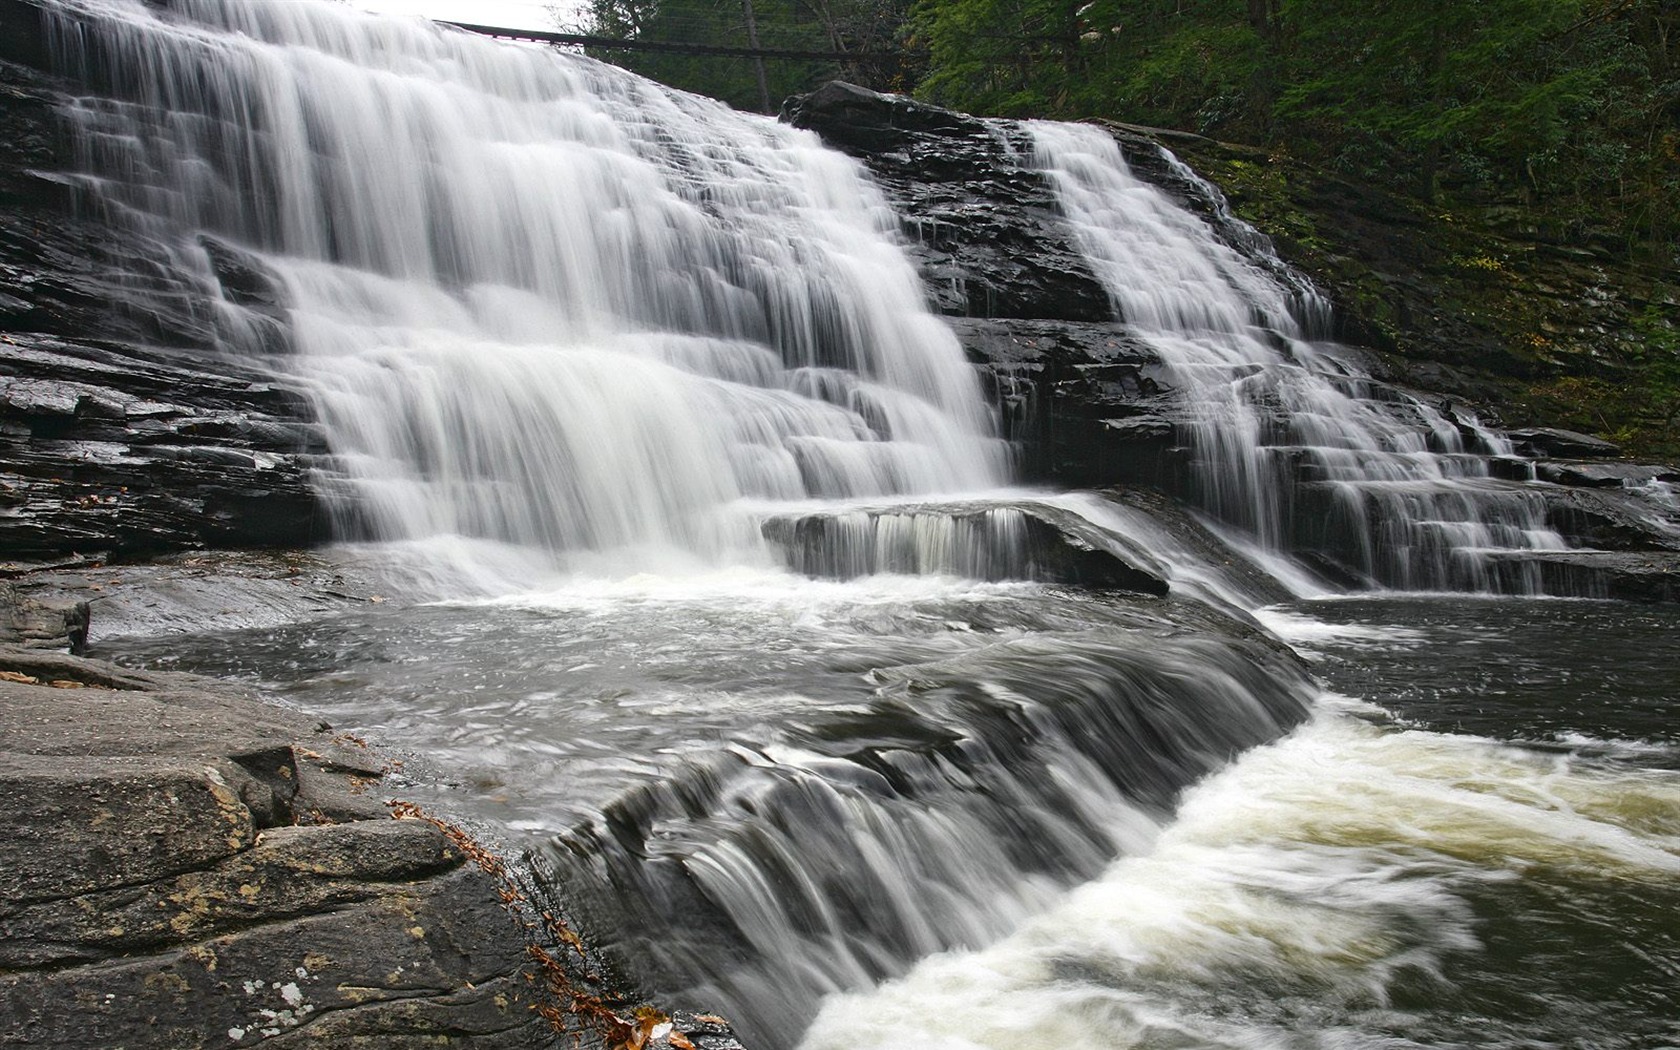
[572,0,914,111]
[907,0,1084,115]
[910,0,1262,126]
[907,0,1678,255]
[1625,296,1680,433]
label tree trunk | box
[741,0,771,112]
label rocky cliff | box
[0,0,328,564]
[782,82,1680,599]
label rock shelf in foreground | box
[0,644,559,1049]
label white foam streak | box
[802,713,1680,1050]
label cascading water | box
[48,0,1008,577]
[1027,122,1572,592]
[41,1,1318,1042]
[35,4,1680,1050]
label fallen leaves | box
[384,799,732,1049]
[0,669,107,689]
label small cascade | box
[1027,121,1573,591]
[758,499,1170,593]
[764,505,1036,580]
[46,0,1008,574]
[541,625,1311,1047]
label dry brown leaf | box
[0,670,40,684]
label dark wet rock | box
[0,643,560,1049]
[1491,550,1680,603]
[1534,460,1679,489]
[1541,485,1680,554]
[198,235,290,322]
[947,317,1186,487]
[0,4,331,560]
[760,497,1171,596]
[783,82,1113,322]
[671,1011,748,1050]
[1508,427,1623,459]
[1,335,332,557]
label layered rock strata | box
[0,0,328,561]
[0,645,558,1049]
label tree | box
[569,0,913,112]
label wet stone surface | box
[0,644,559,1050]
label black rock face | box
[784,81,1114,323]
[0,336,331,557]
[783,83,1200,489]
[946,317,1185,488]
[0,0,328,559]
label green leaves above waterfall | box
[909,0,1677,242]
[576,0,1675,249]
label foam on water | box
[801,711,1680,1050]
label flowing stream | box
[1027,122,1570,592]
[39,2,1680,1048]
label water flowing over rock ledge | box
[782,82,1680,597]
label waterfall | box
[47,0,1008,575]
[519,614,1309,1048]
[37,4,1654,1048]
[1027,121,1570,592]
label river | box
[102,582,1680,1048]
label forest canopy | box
[567,0,1677,252]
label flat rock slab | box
[0,548,425,651]
[0,644,559,1050]
[1516,550,1680,603]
